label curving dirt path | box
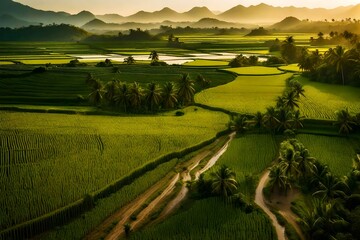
[255,170,286,240]
[160,132,236,219]
[85,133,235,240]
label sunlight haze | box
[15,0,360,15]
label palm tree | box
[282,90,299,110]
[210,165,238,198]
[290,81,306,98]
[277,107,293,132]
[268,165,290,193]
[327,45,349,85]
[229,115,248,134]
[313,173,348,201]
[127,82,143,110]
[124,56,135,65]
[264,106,280,131]
[297,148,316,179]
[144,82,162,111]
[149,50,159,63]
[281,36,297,63]
[276,96,285,108]
[114,82,129,112]
[88,79,104,106]
[279,146,299,180]
[177,73,195,106]
[161,82,178,109]
[104,80,119,106]
[250,111,264,129]
[292,110,304,129]
[335,108,356,134]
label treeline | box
[0,24,89,41]
[84,28,159,42]
[157,25,247,37]
[268,138,360,240]
[86,72,211,112]
[298,44,360,86]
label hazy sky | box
[15,0,360,15]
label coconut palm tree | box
[144,82,162,112]
[127,82,143,110]
[88,79,104,106]
[268,165,290,193]
[327,45,350,85]
[279,147,299,180]
[124,55,135,65]
[297,148,316,179]
[177,73,195,106]
[335,108,356,135]
[114,82,129,112]
[104,80,119,106]
[161,82,178,109]
[313,173,348,201]
[291,81,306,98]
[282,90,300,110]
[229,115,248,134]
[277,107,293,132]
[292,110,304,129]
[276,96,286,108]
[250,111,264,129]
[281,36,297,63]
[210,165,238,198]
[149,50,159,63]
[264,106,280,131]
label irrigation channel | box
[85,132,287,240]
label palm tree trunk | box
[341,66,345,85]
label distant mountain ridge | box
[2,1,360,28]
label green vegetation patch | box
[0,107,228,230]
[224,66,284,75]
[296,76,360,119]
[183,59,229,67]
[297,134,358,176]
[278,64,301,72]
[195,73,292,114]
[131,197,276,240]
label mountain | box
[184,7,216,21]
[270,17,302,30]
[127,7,183,22]
[96,14,125,23]
[0,0,94,26]
[1,1,360,29]
[0,14,35,28]
[191,18,239,28]
[82,18,108,29]
[218,3,360,23]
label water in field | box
[69,52,268,65]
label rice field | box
[0,107,228,230]
[195,73,292,114]
[296,76,360,119]
[224,66,284,75]
[41,159,178,240]
[297,134,359,176]
[131,197,276,240]
[278,64,301,72]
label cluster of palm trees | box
[86,73,196,112]
[298,43,360,86]
[335,108,360,135]
[229,79,305,134]
[196,165,253,210]
[228,54,258,67]
[269,138,360,239]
